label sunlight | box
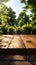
[5,0,25,18]
[26,9,32,15]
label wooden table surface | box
[0,35,36,48]
[0,35,36,65]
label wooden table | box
[0,35,36,65]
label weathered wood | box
[21,35,36,48]
[0,35,36,48]
[0,35,36,65]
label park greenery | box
[0,0,36,34]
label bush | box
[32,22,36,26]
[21,24,26,34]
[21,24,32,34]
[0,30,3,35]
[17,26,22,34]
[7,26,15,34]
[0,23,36,34]
[0,24,16,34]
[24,26,32,34]
[32,27,36,34]
[0,25,8,34]
[18,19,24,26]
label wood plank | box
[8,35,25,48]
[0,35,36,48]
[21,35,36,48]
[0,35,36,65]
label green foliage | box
[21,24,32,34]
[18,19,24,26]
[0,24,16,34]
[0,0,36,34]
[24,26,32,34]
[17,26,22,34]
[17,12,30,24]
[32,27,36,34]
[32,22,36,26]
[32,22,36,34]
[7,26,15,34]
[20,0,36,22]
[7,7,16,26]
[0,24,8,34]
[0,0,9,2]
[21,0,36,8]
[0,30,3,34]
[0,3,16,26]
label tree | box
[17,11,30,27]
[7,7,16,26]
[0,3,16,26]
[20,0,36,21]
[0,3,10,25]
[0,2,16,34]
[0,0,9,2]
[20,0,36,34]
